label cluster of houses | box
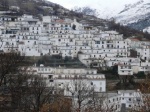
[0,14,150,76]
[0,13,150,111]
[29,65,144,111]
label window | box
[91,82,93,85]
[49,80,53,82]
[100,87,102,92]
[96,41,100,44]
[48,75,52,79]
[129,98,131,101]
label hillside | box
[0,0,71,16]
[1,0,150,40]
[115,0,150,33]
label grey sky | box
[48,0,139,11]
[48,0,142,18]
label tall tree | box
[64,78,95,112]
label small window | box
[49,80,53,82]
[48,75,52,79]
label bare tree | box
[73,6,99,17]
[0,52,68,112]
[84,92,115,112]
[24,75,54,112]
[40,94,72,112]
[131,76,150,112]
[0,52,30,112]
[64,78,95,112]
[7,68,32,112]
[0,52,24,86]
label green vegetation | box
[36,56,86,68]
[134,72,146,79]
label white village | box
[0,12,150,112]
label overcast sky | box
[48,0,141,18]
[48,0,139,10]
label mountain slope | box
[115,0,150,32]
[0,0,70,16]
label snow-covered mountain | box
[115,0,150,33]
